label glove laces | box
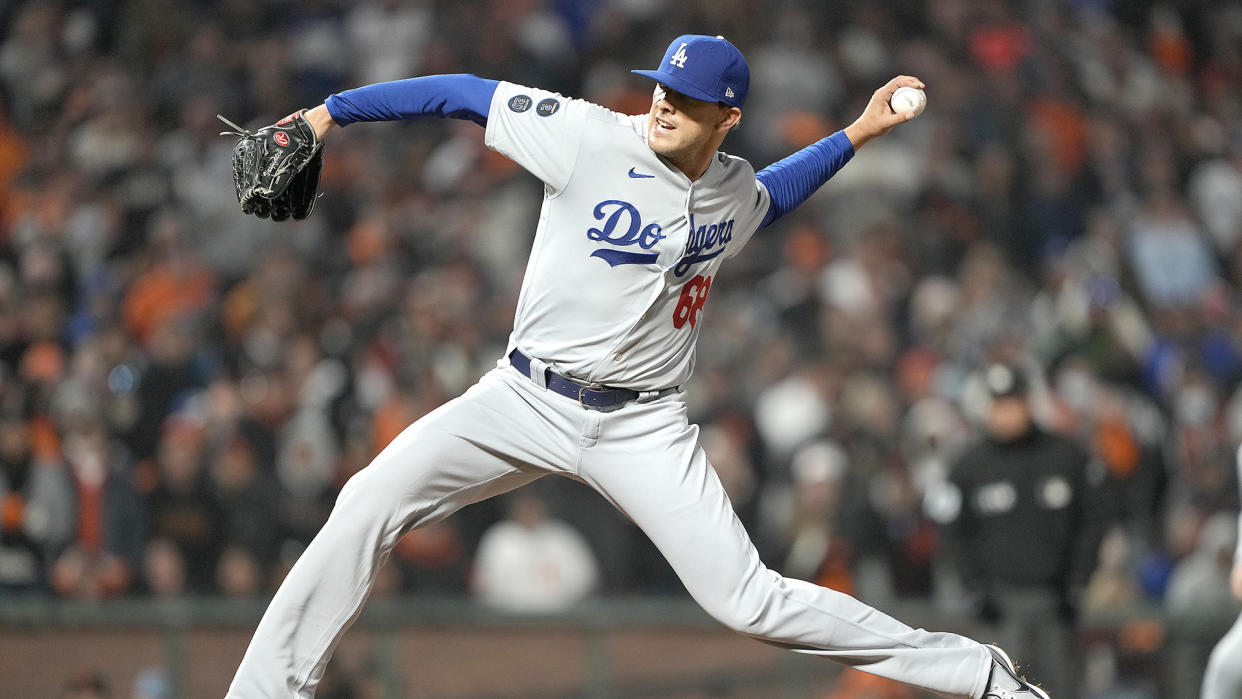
[216,114,252,138]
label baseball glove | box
[219,111,324,221]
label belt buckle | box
[577,383,606,408]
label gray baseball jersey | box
[485,81,770,390]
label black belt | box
[507,349,676,411]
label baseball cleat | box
[982,645,1050,698]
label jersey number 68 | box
[672,275,712,329]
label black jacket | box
[935,427,1110,597]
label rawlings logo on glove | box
[219,111,324,221]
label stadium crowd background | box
[2,0,1242,695]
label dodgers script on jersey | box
[485,81,771,391]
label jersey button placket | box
[670,183,693,275]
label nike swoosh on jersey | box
[628,167,655,179]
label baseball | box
[890,86,926,117]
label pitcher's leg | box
[580,417,991,698]
[228,371,563,698]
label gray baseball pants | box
[1203,612,1242,699]
[227,364,993,698]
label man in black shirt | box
[928,363,1109,698]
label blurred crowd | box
[2,0,1242,679]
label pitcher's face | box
[645,84,738,171]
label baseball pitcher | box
[225,35,1048,699]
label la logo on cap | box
[670,43,688,68]
[631,34,750,108]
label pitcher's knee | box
[333,469,406,528]
[708,605,767,638]
[338,468,382,506]
[698,570,784,638]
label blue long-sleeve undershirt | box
[755,131,855,228]
[325,74,852,229]
[325,74,499,127]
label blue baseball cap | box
[632,34,749,108]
